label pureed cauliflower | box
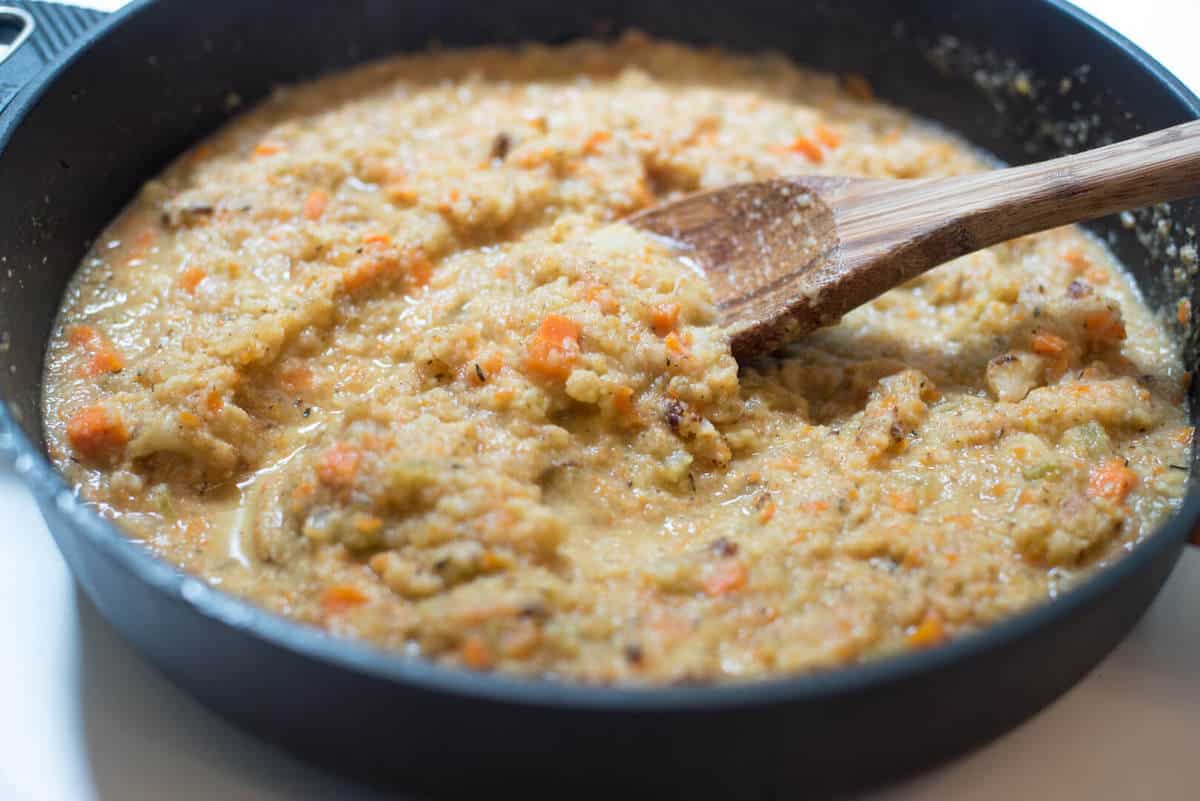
[43,34,1191,683]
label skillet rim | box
[2,0,1198,711]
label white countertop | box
[3,2,1199,799]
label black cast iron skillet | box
[1,1,1197,797]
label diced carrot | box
[459,635,494,669]
[758,501,777,524]
[280,365,312,393]
[321,584,369,614]
[291,481,315,501]
[479,550,507,573]
[664,331,688,357]
[1082,308,1126,346]
[906,611,945,648]
[90,345,126,375]
[352,514,383,535]
[178,411,201,429]
[525,314,582,380]
[581,280,619,314]
[303,189,329,221]
[785,135,823,163]
[1088,458,1138,503]
[316,443,361,487]
[480,351,505,377]
[341,252,402,293]
[69,324,125,376]
[493,263,512,279]
[814,123,842,149]
[582,129,612,155]
[1030,331,1068,355]
[179,265,207,293]
[1178,298,1192,325]
[408,251,434,288]
[204,390,223,414]
[612,385,636,420]
[66,405,128,461]
[68,325,98,348]
[889,491,917,513]
[650,302,681,336]
[704,560,748,597]
[1062,248,1089,273]
[386,181,417,204]
[253,141,283,158]
[802,499,829,514]
[844,73,874,101]
[363,232,392,247]
[125,226,156,264]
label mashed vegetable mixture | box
[43,35,1191,683]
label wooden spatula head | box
[630,177,852,359]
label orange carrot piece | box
[612,385,636,420]
[889,492,917,513]
[69,324,125,376]
[280,365,312,393]
[1178,298,1192,325]
[758,501,777,524]
[704,561,748,597]
[582,129,612,155]
[525,314,582,380]
[1030,331,1068,355]
[1082,308,1126,345]
[253,141,283,158]
[907,611,945,648]
[363,232,392,247]
[303,189,329,221]
[408,251,434,288]
[664,331,688,357]
[321,584,369,614]
[1062,248,1090,272]
[66,405,128,460]
[179,265,207,293]
[1088,458,1138,503]
[459,635,494,669]
[650,302,681,336]
[316,443,361,487]
[787,135,823,163]
[68,325,98,348]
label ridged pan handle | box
[0,1,105,121]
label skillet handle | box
[0,1,105,120]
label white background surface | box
[3,1,1199,799]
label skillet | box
[1,1,1198,797]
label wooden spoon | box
[630,120,1200,361]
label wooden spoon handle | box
[836,120,1200,270]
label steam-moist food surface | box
[43,36,1191,683]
